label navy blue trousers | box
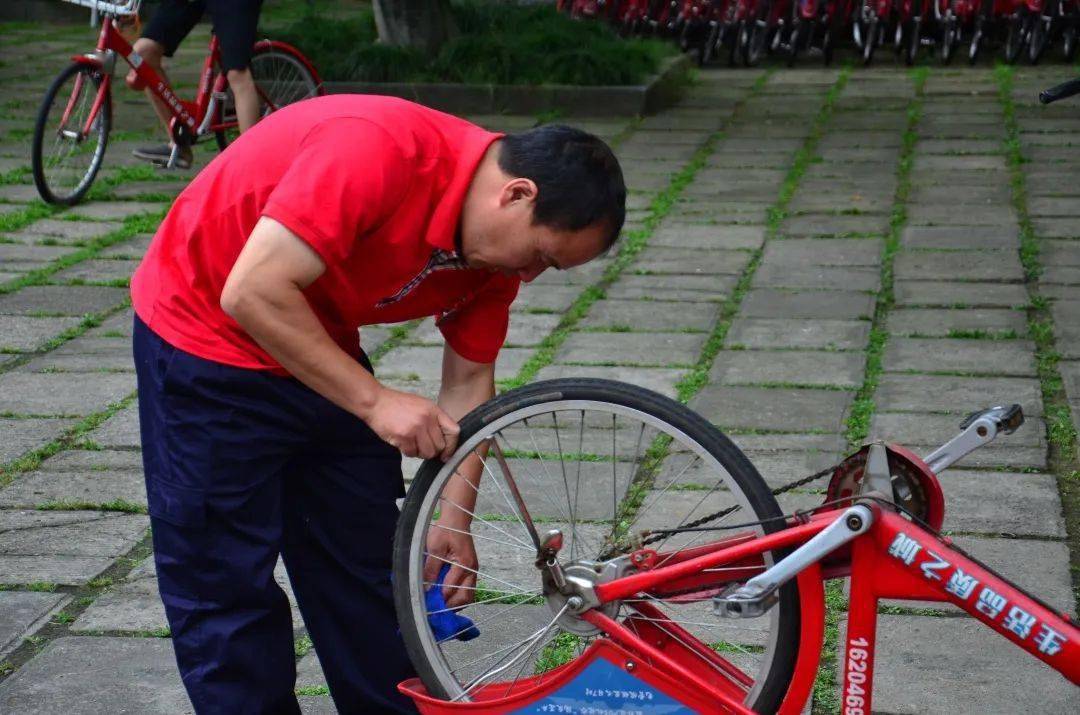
[133,316,418,714]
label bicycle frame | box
[403,502,1079,714]
[68,14,318,144]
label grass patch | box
[996,64,1080,609]
[296,685,330,696]
[811,581,847,715]
[270,2,673,85]
[844,67,927,448]
[37,498,146,514]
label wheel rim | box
[402,399,788,706]
[219,49,319,143]
[37,68,106,201]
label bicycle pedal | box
[713,582,778,619]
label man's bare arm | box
[220,217,457,459]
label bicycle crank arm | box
[714,504,873,619]
[922,404,1023,474]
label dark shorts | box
[142,0,264,71]
[133,315,417,714]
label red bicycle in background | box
[31,0,324,206]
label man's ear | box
[499,177,538,207]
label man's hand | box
[364,387,460,461]
[424,520,478,609]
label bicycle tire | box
[215,42,321,151]
[1004,12,1026,63]
[969,15,984,63]
[863,17,879,64]
[32,62,110,206]
[904,17,922,65]
[393,378,802,712]
[1026,12,1049,63]
[742,1,771,66]
[1065,24,1079,61]
[940,14,957,63]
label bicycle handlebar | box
[1039,78,1080,105]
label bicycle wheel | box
[904,17,922,64]
[215,41,321,150]
[31,62,110,206]
[394,378,802,712]
[1065,23,1079,61]
[742,0,772,65]
[1026,10,1050,62]
[1004,11,1027,62]
[940,13,958,63]
[969,14,985,63]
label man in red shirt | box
[130,94,625,714]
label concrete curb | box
[322,53,692,118]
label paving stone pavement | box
[1,21,1078,715]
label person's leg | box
[133,316,308,714]
[129,0,204,166]
[209,0,264,134]
[281,354,417,714]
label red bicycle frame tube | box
[585,504,1077,713]
[843,507,1079,714]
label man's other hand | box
[424,522,478,609]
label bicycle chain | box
[622,453,864,552]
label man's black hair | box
[497,124,626,248]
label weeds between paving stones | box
[996,65,1080,609]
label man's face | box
[461,177,612,283]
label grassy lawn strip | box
[995,65,1080,609]
[270,1,673,86]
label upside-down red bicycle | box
[31,0,324,206]
[389,369,1078,712]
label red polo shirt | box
[131,95,520,372]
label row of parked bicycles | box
[558,0,1080,65]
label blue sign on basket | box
[510,657,692,714]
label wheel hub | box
[542,560,626,637]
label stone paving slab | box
[578,299,719,332]
[887,308,1028,337]
[894,251,1026,283]
[763,238,883,266]
[0,420,81,468]
[778,214,888,237]
[875,373,1044,415]
[0,285,128,316]
[533,364,687,400]
[752,264,880,292]
[894,280,1029,308]
[511,284,580,313]
[0,636,192,714]
[555,331,706,367]
[650,223,766,250]
[0,591,68,659]
[726,318,870,351]
[0,468,145,509]
[0,315,81,352]
[741,289,875,320]
[900,225,1018,249]
[411,312,561,348]
[96,234,153,259]
[690,385,855,433]
[883,337,1037,376]
[0,243,78,263]
[856,615,1079,714]
[376,345,530,382]
[7,219,124,245]
[0,371,133,416]
[604,273,736,302]
[935,470,1066,538]
[51,259,139,284]
[906,204,1017,226]
[710,349,864,388]
[84,405,141,449]
[629,246,751,275]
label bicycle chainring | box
[823,443,945,531]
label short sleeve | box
[262,118,410,266]
[438,276,521,364]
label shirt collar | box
[424,126,503,253]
